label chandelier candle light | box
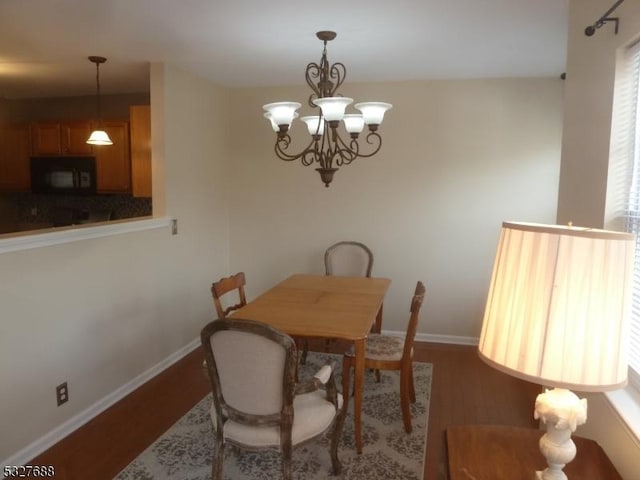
[262,31,392,187]
[86,56,113,146]
[478,221,635,480]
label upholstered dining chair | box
[201,317,345,480]
[342,281,426,433]
[211,272,247,318]
[300,241,378,365]
[324,241,374,278]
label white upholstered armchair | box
[200,317,345,480]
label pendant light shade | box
[87,56,113,146]
[86,129,113,146]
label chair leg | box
[330,394,346,475]
[282,457,292,480]
[213,432,225,480]
[400,366,413,433]
[281,457,292,480]
[281,443,293,480]
[409,363,416,403]
[342,355,352,403]
[301,339,308,365]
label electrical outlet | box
[56,382,68,406]
[171,219,178,235]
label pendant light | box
[86,56,113,146]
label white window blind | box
[608,40,640,390]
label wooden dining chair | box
[201,317,345,480]
[211,272,247,318]
[342,281,426,433]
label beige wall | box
[556,1,640,476]
[0,64,230,461]
[228,79,563,338]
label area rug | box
[114,352,432,480]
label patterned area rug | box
[115,352,432,480]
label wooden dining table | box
[232,273,391,453]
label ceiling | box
[0,0,569,99]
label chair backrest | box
[324,241,374,277]
[402,281,426,361]
[201,318,297,425]
[211,272,247,318]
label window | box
[609,40,640,392]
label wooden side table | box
[446,425,622,480]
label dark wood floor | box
[27,341,540,480]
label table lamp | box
[478,222,635,480]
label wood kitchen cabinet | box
[129,105,152,197]
[30,121,94,156]
[95,121,131,194]
[0,123,30,192]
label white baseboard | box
[2,338,201,468]
[416,332,479,346]
[382,329,479,346]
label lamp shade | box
[301,115,325,136]
[312,97,353,122]
[354,102,392,125]
[342,114,365,134]
[478,222,635,392]
[264,112,298,132]
[262,102,301,127]
[86,129,113,146]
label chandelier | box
[262,31,392,187]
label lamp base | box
[535,467,569,480]
[533,388,588,480]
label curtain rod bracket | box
[585,0,624,36]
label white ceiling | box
[0,0,569,99]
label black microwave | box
[30,156,97,195]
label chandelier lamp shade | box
[478,221,635,479]
[86,56,113,146]
[262,31,392,187]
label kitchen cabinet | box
[0,123,31,192]
[129,105,152,198]
[30,121,94,156]
[95,121,131,194]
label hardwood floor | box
[415,342,540,480]
[27,341,540,480]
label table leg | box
[373,302,383,334]
[354,338,365,454]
